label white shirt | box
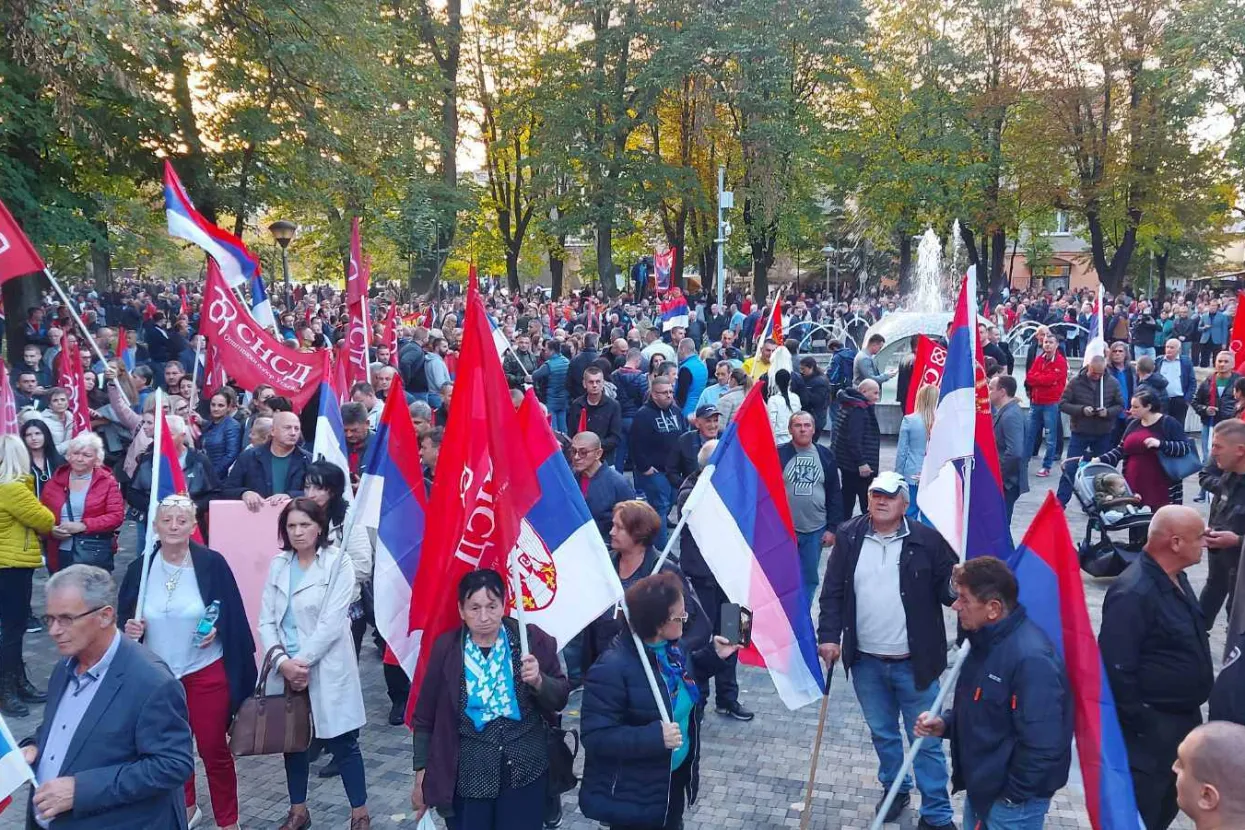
[142,556,223,679]
[853,520,910,657]
[1159,358,1183,397]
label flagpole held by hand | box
[798,663,836,830]
[42,267,132,407]
[620,600,672,724]
[511,557,530,657]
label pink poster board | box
[210,501,283,669]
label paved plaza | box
[0,441,1219,829]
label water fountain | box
[862,227,959,361]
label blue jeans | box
[1134,345,1156,360]
[285,729,366,807]
[962,797,1052,830]
[1056,432,1113,505]
[795,528,826,604]
[615,417,633,473]
[850,655,954,825]
[561,631,585,686]
[635,472,673,549]
[549,407,567,434]
[1026,404,1061,471]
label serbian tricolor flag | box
[163,161,259,289]
[757,302,783,345]
[0,712,34,815]
[57,337,91,437]
[513,389,624,647]
[312,352,353,503]
[917,266,1012,558]
[0,197,45,285]
[355,374,428,679]
[141,391,204,555]
[1013,494,1140,830]
[660,288,690,332]
[406,285,540,716]
[685,383,826,709]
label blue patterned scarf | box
[650,641,700,708]
[463,626,521,731]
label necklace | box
[159,550,190,610]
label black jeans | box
[840,469,874,519]
[1200,546,1239,631]
[689,577,738,707]
[1168,397,1189,427]
[0,568,33,674]
[1126,709,1201,830]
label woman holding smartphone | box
[579,572,740,830]
[259,497,369,830]
[118,494,256,830]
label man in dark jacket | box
[1056,356,1124,505]
[798,357,832,439]
[989,375,1028,521]
[833,379,881,519]
[610,349,648,473]
[1192,351,1241,503]
[502,333,537,389]
[817,472,957,829]
[222,411,311,509]
[666,406,718,489]
[398,327,430,399]
[628,378,687,549]
[567,332,603,400]
[567,366,623,465]
[1202,420,1245,638]
[1100,505,1214,830]
[570,432,635,541]
[915,557,1072,830]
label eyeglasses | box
[569,448,599,456]
[42,606,108,629]
[668,612,689,624]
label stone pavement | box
[1,442,1220,830]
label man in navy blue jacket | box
[628,378,687,548]
[916,556,1072,830]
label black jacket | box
[398,342,429,394]
[983,341,1014,375]
[666,429,709,490]
[568,349,602,400]
[568,395,624,463]
[1192,372,1241,425]
[816,515,957,689]
[801,373,832,432]
[122,446,218,515]
[117,542,258,715]
[1210,629,1245,725]
[580,463,636,541]
[832,388,881,471]
[610,367,648,420]
[776,442,844,534]
[675,472,710,583]
[1099,553,1213,735]
[944,607,1073,816]
[628,401,686,475]
[222,443,311,499]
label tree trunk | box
[550,243,565,299]
[596,221,614,297]
[750,229,775,301]
[989,227,1007,305]
[897,234,913,296]
[1156,249,1169,303]
[505,249,520,294]
[3,274,45,361]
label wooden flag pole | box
[799,664,836,830]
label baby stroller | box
[1071,461,1152,578]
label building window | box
[1054,210,1070,235]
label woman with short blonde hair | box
[40,426,124,573]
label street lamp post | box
[268,220,297,307]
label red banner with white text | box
[345,218,370,389]
[57,337,91,436]
[0,198,45,284]
[200,260,323,409]
[905,335,948,415]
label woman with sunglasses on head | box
[117,495,256,830]
[410,568,569,830]
[579,571,741,830]
[260,497,370,830]
[0,434,56,716]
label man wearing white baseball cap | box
[816,469,960,829]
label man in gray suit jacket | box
[990,374,1029,522]
[23,565,193,830]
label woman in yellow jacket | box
[0,434,56,716]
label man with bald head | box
[569,431,634,542]
[1174,722,1245,829]
[223,409,311,511]
[1100,504,1214,830]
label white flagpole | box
[511,557,530,656]
[42,266,131,406]
[620,600,672,724]
[134,389,165,622]
[1097,284,1106,409]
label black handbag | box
[546,724,580,795]
[1158,439,1202,482]
[64,494,116,571]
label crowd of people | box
[0,272,1244,830]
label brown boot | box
[277,805,311,830]
[349,816,370,830]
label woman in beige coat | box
[259,497,369,830]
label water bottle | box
[192,600,221,647]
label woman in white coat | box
[259,497,370,830]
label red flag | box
[468,261,478,294]
[57,337,91,436]
[0,198,45,284]
[381,304,399,367]
[202,340,227,398]
[334,342,350,405]
[904,335,948,414]
[0,363,18,436]
[345,218,370,389]
[178,285,190,317]
[1229,291,1245,373]
[548,303,556,333]
[405,285,541,717]
[200,260,324,409]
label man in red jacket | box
[1026,334,1068,477]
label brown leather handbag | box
[228,645,313,757]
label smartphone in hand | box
[720,604,753,648]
